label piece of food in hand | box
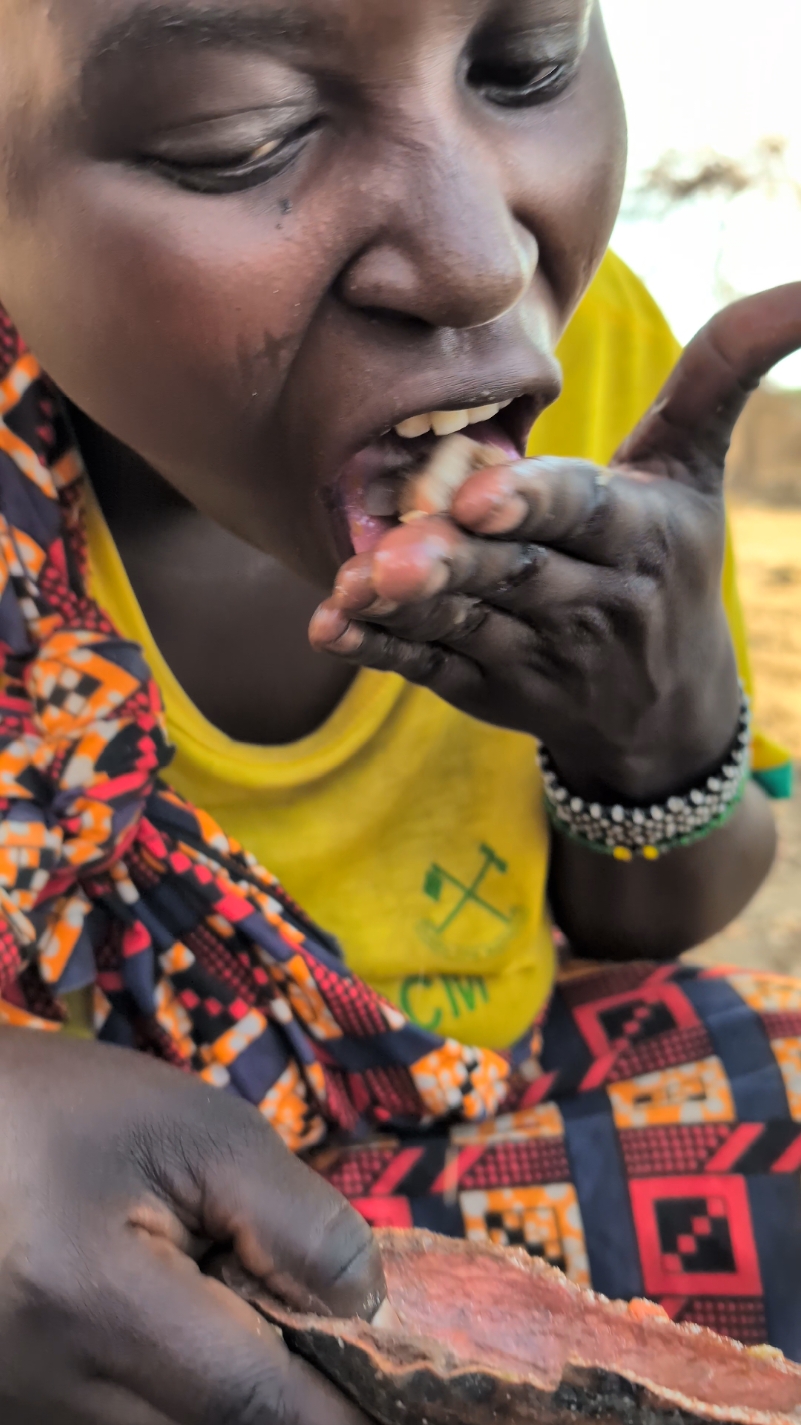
[398,433,508,522]
[226,1228,801,1425]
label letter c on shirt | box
[399,976,443,1033]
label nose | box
[339,129,539,331]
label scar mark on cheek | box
[235,323,305,407]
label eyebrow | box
[87,2,331,66]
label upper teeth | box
[394,400,512,439]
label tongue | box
[463,419,519,460]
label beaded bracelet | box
[538,687,752,862]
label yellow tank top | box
[83,253,785,1051]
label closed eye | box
[468,56,574,107]
[143,117,323,195]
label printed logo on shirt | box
[416,842,523,963]
[399,975,490,1034]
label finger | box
[318,470,684,596]
[314,542,613,659]
[139,1089,386,1320]
[312,588,489,652]
[615,282,801,490]
[309,510,617,631]
[86,1238,372,1425]
[310,615,493,701]
[309,611,578,741]
[450,457,674,563]
[372,517,545,601]
[326,551,396,617]
[361,517,540,603]
[354,558,624,675]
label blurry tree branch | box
[621,137,801,309]
[622,136,801,220]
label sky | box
[603,0,801,386]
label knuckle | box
[571,603,613,648]
[213,1349,340,1425]
[492,544,547,594]
[631,522,671,579]
[192,1337,296,1425]
[394,640,446,683]
[427,652,485,705]
[435,597,487,644]
[216,1373,276,1425]
[359,629,406,673]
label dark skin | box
[0,1030,385,1424]
[0,0,798,1418]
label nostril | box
[350,304,433,336]
[338,245,428,318]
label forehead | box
[50,0,591,63]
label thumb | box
[614,282,801,492]
[139,1089,386,1321]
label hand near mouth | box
[311,284,801,805]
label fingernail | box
[309,605,353,647]
[469,493,528,535]
[310,605,365,654]
[363,597,399,616]
[372,1299,403,1333]
[333,559,376,610]
[373,553,451,601]
[329,622,365,654]
[418,562,451,598]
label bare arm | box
[549,779,776,961]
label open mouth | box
[333,395,537,555]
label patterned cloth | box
[2,309,801,1358]
[312,961,801,1358]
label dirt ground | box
[685,501,801,975]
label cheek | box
[511,20,627,323]
[0,168,338,498]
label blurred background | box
[602,0,801,968]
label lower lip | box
[337,419,521,555]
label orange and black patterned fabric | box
[2,309,801,1358]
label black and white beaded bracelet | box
[537,687,752,862]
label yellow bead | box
[643,846,660,861]
[613,847,633,863]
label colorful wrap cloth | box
[0,310,542,1150]
[3,309,801,1359]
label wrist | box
[540,680,751,862]
[546,654,742,806]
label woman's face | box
[0,0,625,585]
